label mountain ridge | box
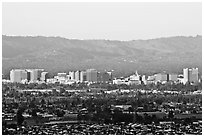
[2,35,202,78]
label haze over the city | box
[2,2,202,40]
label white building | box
[75,71,81,82]
[69,71,75,80]
[41,72,48,82]
[183,68,199,84]
[10,69,28,83]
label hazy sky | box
[2,2,202,40]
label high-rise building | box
[183,68,199,84]
[27,71,31,81]
[80,71,87,82]
[41,72,48,82]
[183,68,189,84]
[75,71,81,82]
[189,68,199,83]
[86,69,97,82]
[27,69,44,82]
[10,69,45,83]
[69,71,75,80]
[10,69,28,83]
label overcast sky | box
[2,2,202,40]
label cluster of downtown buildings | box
[8,69,112,85]
[6,67,200,85]
[113,68,200,85]
[47,69,112,85]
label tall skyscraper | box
[183,68,199,84]
[183,68,189,84]
[86,69,97,82]
[75,71,81,82]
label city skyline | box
[2,1,202,135]
[6,67,200,85]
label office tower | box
[189,68,199,83]
[183,68,199,84]
[27,71,31,81]
[183,68,189,84]
[41,72,48,82]
[75,71,81,82]
[80,71,87,82]
[10,69,28,83]
[28,69,44,82]
[21,70,28,81]
[69,71,75,80]
[86,69,97,82]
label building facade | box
[75,71,81,82]
[41,72,48,82]
[69,71,75,81]
[183,68,199,84]
[10,69,28,83]
[86,69,97,82]
[10,69,45,83]
[80,71,87,82]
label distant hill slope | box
[2,35,202,77]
